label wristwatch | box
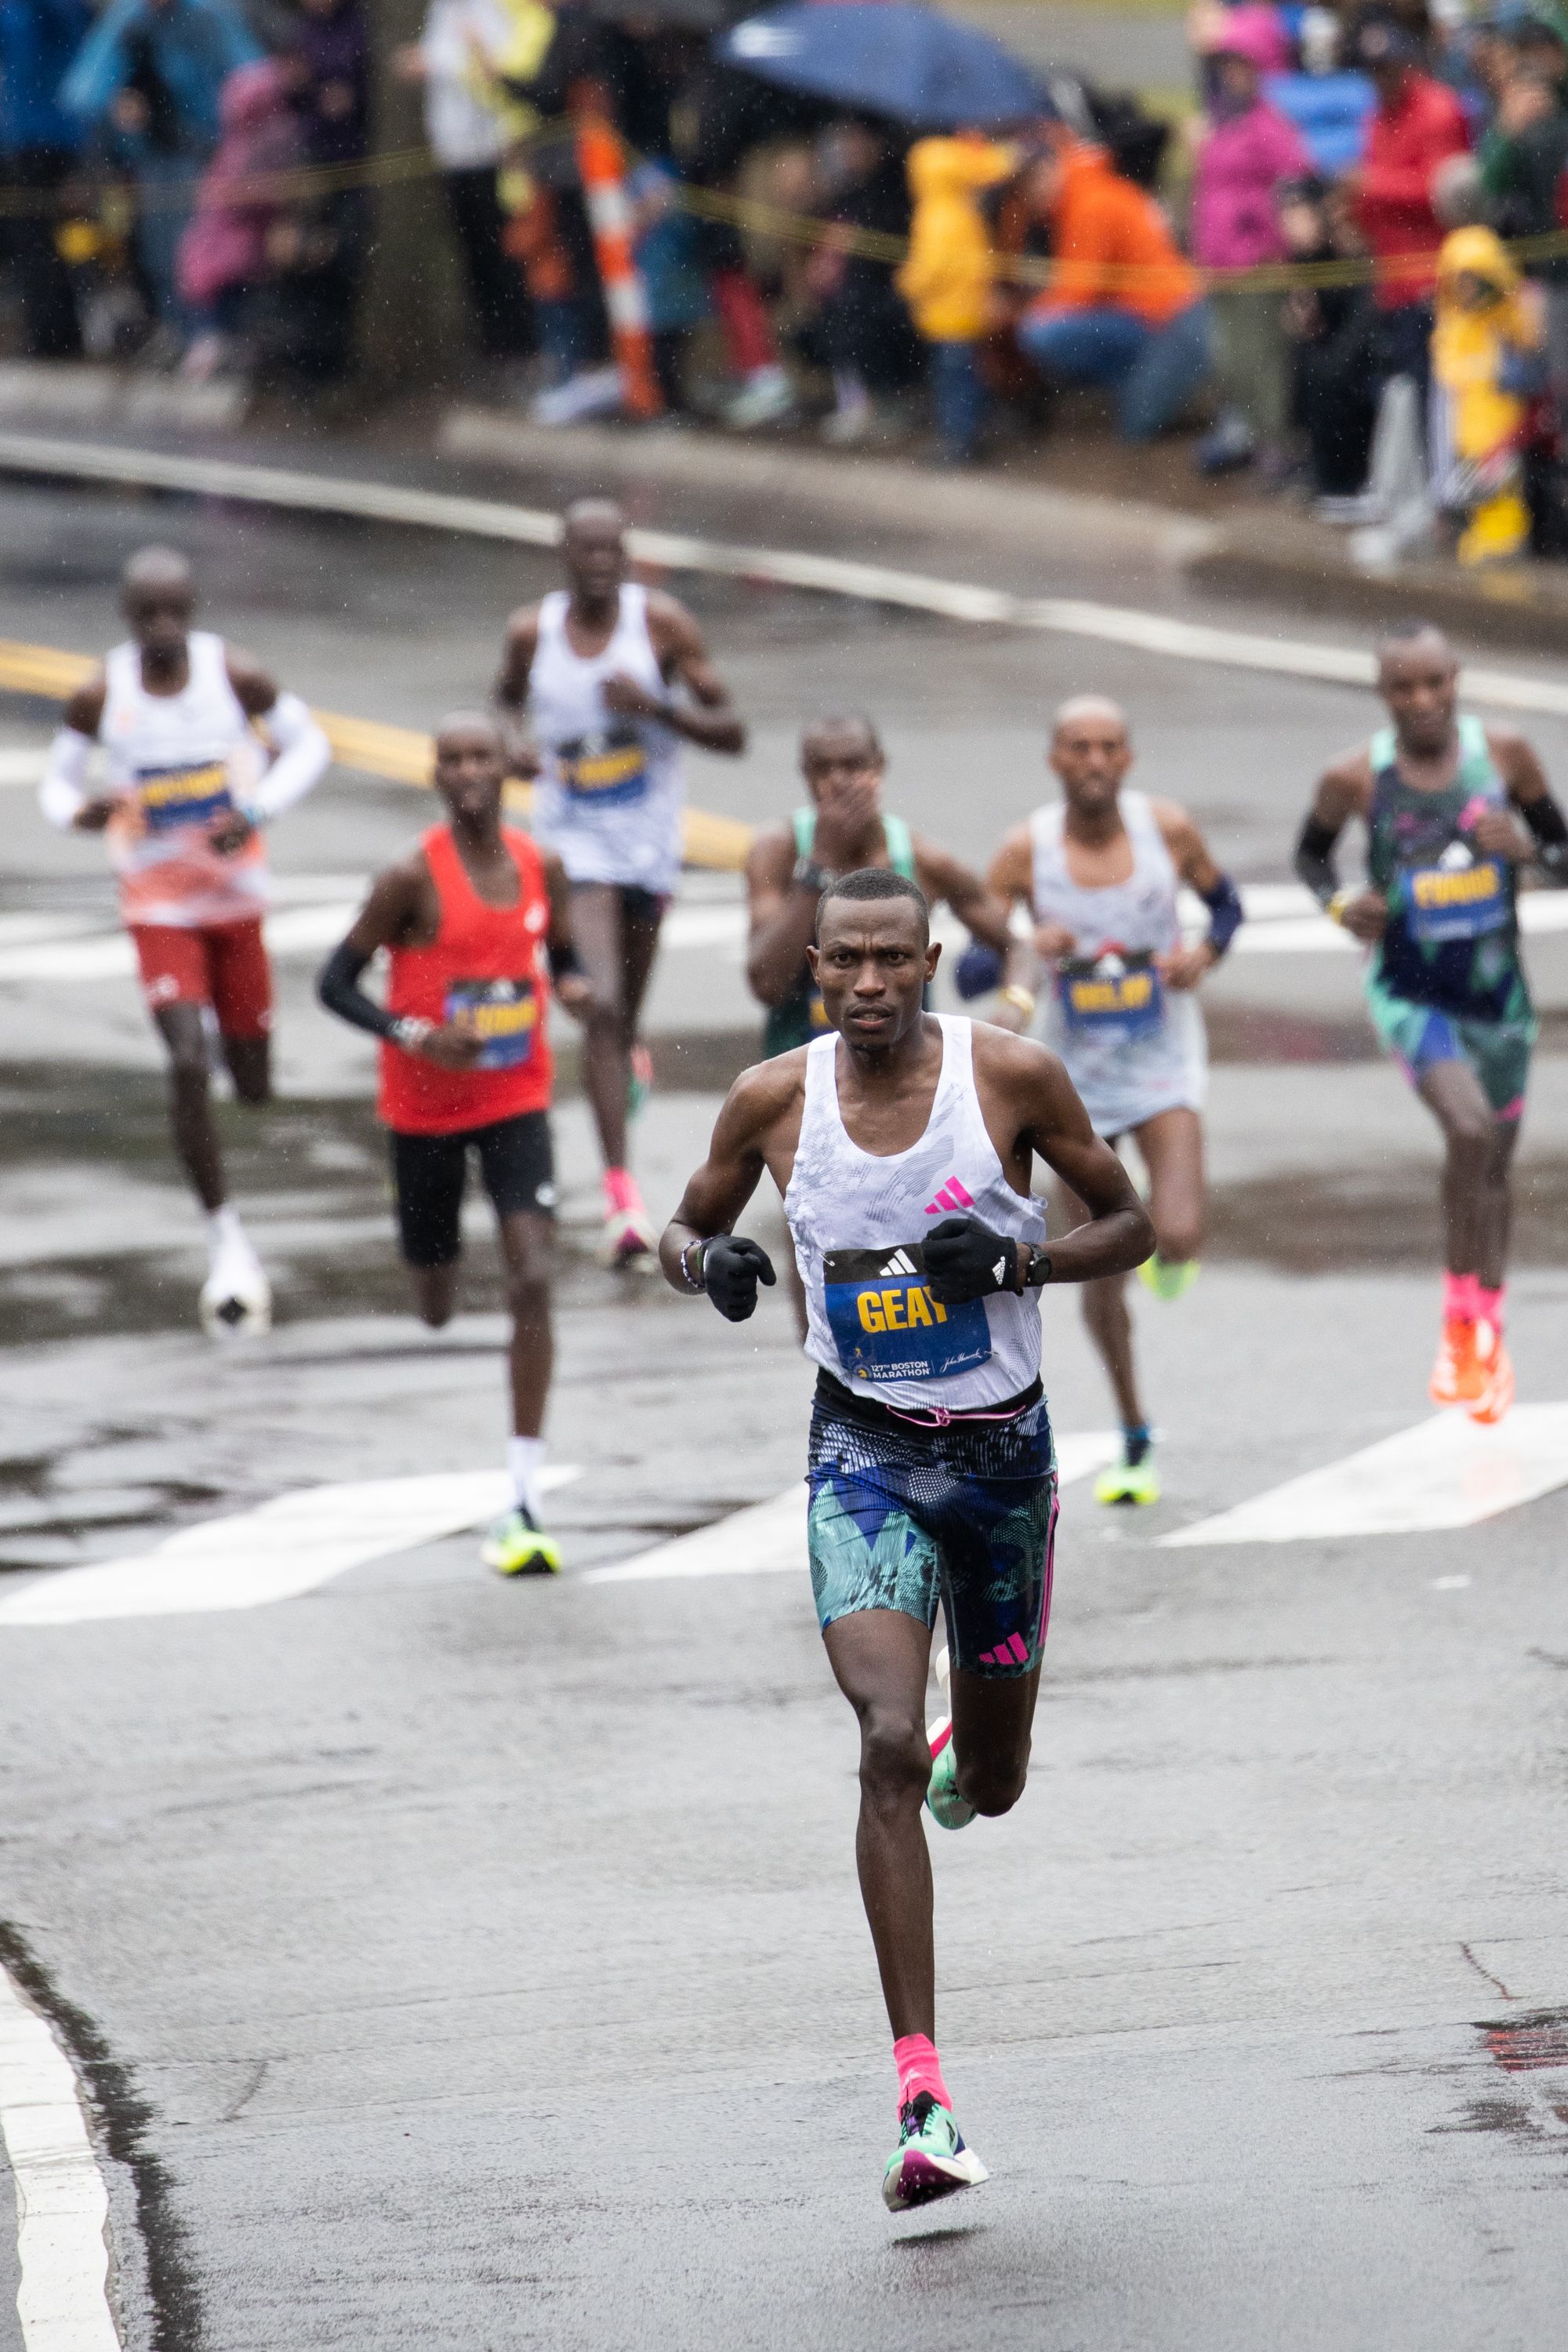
[792,855,829,894]
[390,1015,434,1052]
[1021,1243,1053,1290]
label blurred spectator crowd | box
[4,1,1568,563]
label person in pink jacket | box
[1189,5,1308,476]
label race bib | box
[445,977,539,1069]
[557,724,649,806]
[1058,954,1163,1040]
[822,1243,993,1384]
[1403,855,1507,943]
[136,761,234,834]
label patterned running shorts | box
[1364,969,1536,1121]
[805,1378,1058,1678]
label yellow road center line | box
[0,639,755,871]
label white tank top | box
[100,630,266,929]
[1029,789,1205,1138]
[528,584,684,895]
[783,1016,1046,1412]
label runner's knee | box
[960,1753,1028,1817]
[1154,1217,1201,1264]
[1082,1279,1126,1339]
[858,1708,931,1811]
[1443,1109,1493,1165]
[168,1047,209,1089]
[505,1261,550,1323]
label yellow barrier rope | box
[5,124,1567,296]
[0,639,755,870]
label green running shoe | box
[925,1733,976,1831]
[1138,1253,1200,1302]
[481,1506,562,1577]
[1094,1453,1161,1508]
[882,2092,989,2212]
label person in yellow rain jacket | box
[1431,224,1547,564]
[896,133,1016,462]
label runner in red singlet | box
[318,713,592,1575]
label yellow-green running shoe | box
[883,2093,989,2212]
[481,1506,562,1576]
[1138,1254,1200,1302]
[1094,1452,1161,1508]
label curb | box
[0,361,245,437]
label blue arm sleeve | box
[1199,871,1243,956]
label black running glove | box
[923,1215,1022,1305]
[702,1234,777,1322]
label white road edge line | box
[0,1964,121,2352]
[0,1465,579,1628]
[3,430,1568,717]
[1160,1402,1568,1545]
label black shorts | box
[390,1112,555,1269]
[572,881,669,925]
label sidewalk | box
[3,354,1562,656]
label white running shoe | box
[598,1204,659,1272]
[200,1228,271,1337]
[724,366,794,430]
[532,365,625,427]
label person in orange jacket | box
[1015,126,1214,440]
[896,131,1016,461]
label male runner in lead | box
[746,711,1014,1332]
[660,868,1152,2210]
[988,698,1242,1505]
[1296,623,1568,1420]
[495,498,746,1268]
[38,546,330,1334]
[318,715,591,1576]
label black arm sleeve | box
[548,935,583,983]
[317,940,397,1041]
[1522,789,1568,880]
[1295,815,1341,907]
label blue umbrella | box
[719,3,1047,129]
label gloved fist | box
[923,1215,1021,1305]
[702,1233,777,1322]
[953,942,1005,1000]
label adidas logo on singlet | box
[884,1248,919,1276]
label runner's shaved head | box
[1376,619,1454,672]
[801,713,884,768]
[434,708,506,757]
[1051,694,1128,744]
[563,497,626,541]
[122,546,192,597]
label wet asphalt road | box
[0,466,1565,2350]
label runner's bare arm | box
[1001,1033,1153,1283]
[1152,799,1242,988]
[622,594,746,754]
[1486,727,1568,875]
[914,836,1013,952]
[222,647,330,832]
[493,609,543,778]
[1298,750,1383,940]
[659,1058,800,1287]
[983,823,1051,1026]
[745,825,820,1006]
[543,849,593,1017]
[317,858,481,1069]
[42,674,115,830]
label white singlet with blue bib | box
[1029,789,1205,1138]
[527,583,683,895]
[783,1015,1046,1413]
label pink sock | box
[1477,1283,1504,1330]
[1444,1271,1479,1325]
[893,2032,951,2115]
[603,1167,641,1215]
